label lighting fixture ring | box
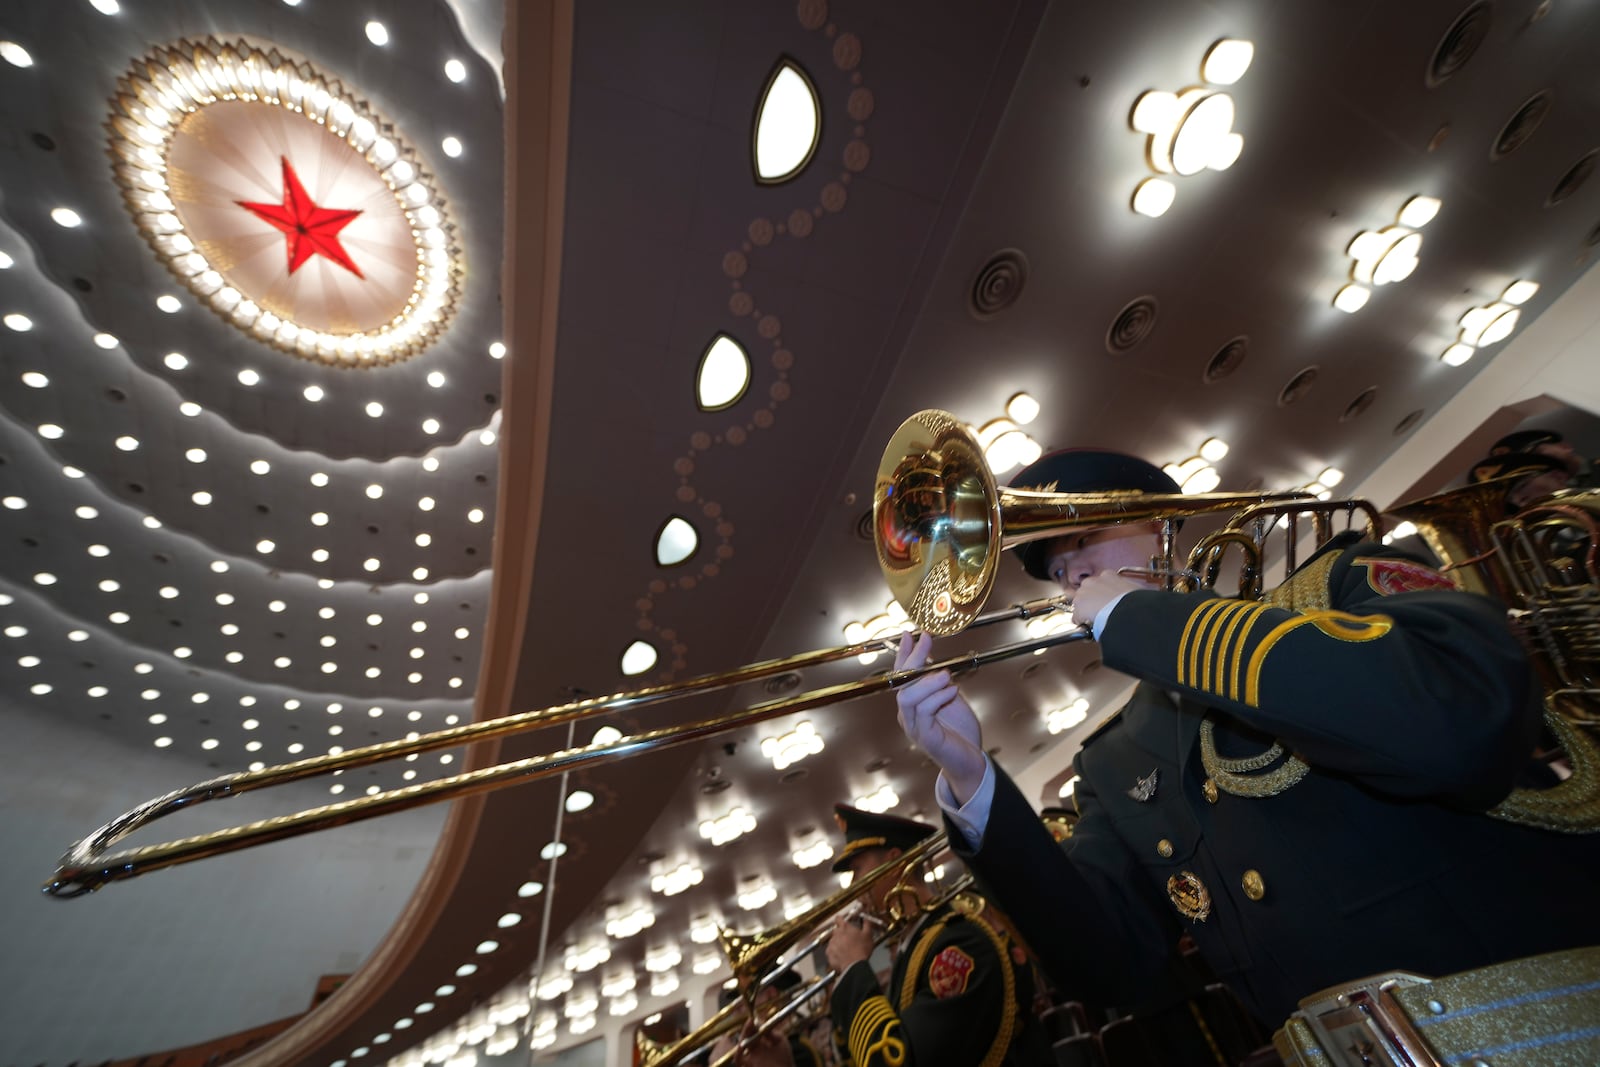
[106,36,463,367]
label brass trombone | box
[639,831,963,1067]
[44,409,1340,897]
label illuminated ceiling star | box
[237,157,366,278]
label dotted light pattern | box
[106,37,461,365]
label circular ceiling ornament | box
[1105,295,1159,354]
[1427,2,1492,88]
[1491,90,1552,161]
[1203,335,1248,383]
[106,37,461,367]
[969,248,1029,319]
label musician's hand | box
[894,632,987,804]
[825,913,875,974]
[735,1027,795,1067]
[1069,572,1142,629]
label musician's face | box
[844,846,899,914]
[1039,524,1163,595]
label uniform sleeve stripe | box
[1202,602,1255,693]
[1244,610,1393,706]
[849,995,898,1065]
[1179,599,1234,686]
[1227,604,1268,702]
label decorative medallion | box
[106,37,461,366]
[1353,557,1459,596]
[1167,871,1212,922]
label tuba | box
[1387,478,1600,831]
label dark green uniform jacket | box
[829,897,1051,1066]
[953,536,1600,1023]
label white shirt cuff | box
[1092,591,1131,641]
[935,757,996,850]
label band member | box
[892,448,1600,1025]
[824,805,1051,1067]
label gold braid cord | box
[1490,695,1600,832]
[897,911,1018,1067]
[1199,717,1311,798]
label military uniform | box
[826,807,1051,1067]
[953,534,1600,1024]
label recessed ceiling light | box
[109,611,130,624]
[311,512,329,526]
[426,371,446,388]
[179,401,201,416]
[422,456,440,472]
[303,385,324,402]
[164,352,188,370]
[115,435,139,451]
[1,41,34,68]
[488,341,506,359]
[38,424,63,439]
[99,579,119,592]
[695,334,750,411]
[655,517,698,566]
[310,472,329,487]
[4,313,33,332]
[365,21,389,46]
[311,548,330,562]
[62,465,84,478]
[185,448,206,463]
[467,508,484,523]
[142,515,161,529]
[479,429,495,446]
[250,460,270,475]
[413,592,429,604]
[364,558,381,572]
[51,207,82,227]
[159,586,179,599]
[88,0,120,10]
[192,490,212,505]
[414,532,431,547]
[153,737,173,748]
[421,418,440,435]
[93,333,119,348]
[221,623,239,635]
[256,539,275,553]
[2,496,25,509]
[210,560,228,573]
[565,790,594,813]
[366,484,383,499]
[155,294,181,313]
[365,401,383,417]
[444,58,466,82]
[0,250,10,268]
[2,626,24,638]
[441,136,463,158]
[753,61,820,183]
[418,496,435,511]
[215,592,233,604]
[87,545,110,557]
[68,630,89,642]
[238,369,260,386]
[412,566,429,580]
[33,572,56,586]
[621,640,657,676]
[20,371,47,388]
[76,505,98,520]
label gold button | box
[1242,869,1266,901]
[1202,778,1219,804]
[1157,839,1174,858]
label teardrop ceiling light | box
[620,640,658,676]
[695,333,750,411]
[752,59,820,184]
[654,516,699,567]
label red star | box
[237,157,365,279]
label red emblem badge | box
[928,946,975,998]
[1354,558,1457,596]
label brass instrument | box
[44,409,1360,896]
[1388,480,1600,832]
[639,832,962,1067]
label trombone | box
[639,832,961,1067]
[44,408,1345,897]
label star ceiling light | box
[106,37,461,365]
[649,862,704,896]
[1442,280,1539,366]
[759,720,824,770]
[1333,196,1441,313]
[1129,39,1253,217]
[842,599,914,665]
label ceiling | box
[2,0,1598,1064]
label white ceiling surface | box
[2,0,1600,1064]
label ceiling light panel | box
[1128,39,1252,216]
[752,60,821,183]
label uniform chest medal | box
[1127,769,1159,803]
[928,946,974,998]
[1167,871,1212,922]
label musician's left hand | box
[825,913,874,974]
[1070,572,1143,628]
[735,1027,795,1067]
